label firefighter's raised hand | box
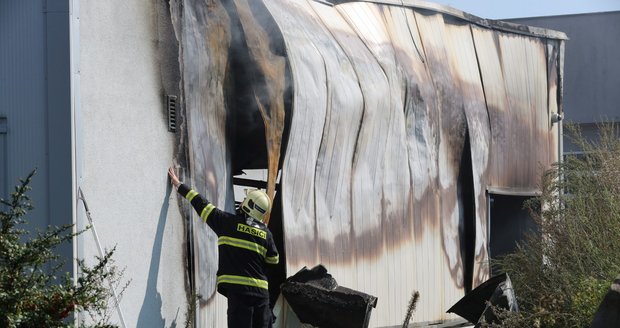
[168,167,181,188]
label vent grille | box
[166,95,177,132]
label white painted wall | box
[76,0,188,326]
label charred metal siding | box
[170,0,565,326]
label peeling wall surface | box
[170,0,565,326]
[77,1,188,326]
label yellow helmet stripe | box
[185,190,199,202]
[217,275,268,290]
[218,236,267,257]
[265,255,279,264]
[200,204,215,222]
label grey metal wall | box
[509,11,620,124]
[0,0,72,271]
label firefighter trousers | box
[227,293,272,328]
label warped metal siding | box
[170,1,235,325]
[170,0,565,326]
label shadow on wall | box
[136,183,179,327]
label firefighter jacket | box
[177,184,279,299]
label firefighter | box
[168,167,279,328]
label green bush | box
[0,171,127,328]
[486,123,620,328]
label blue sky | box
[431,0,620,19]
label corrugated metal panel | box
[0,0,49,220]
[475,31,552,190]
[272,2,562,324]
[170,0,565,326]
[1,0,72,228]
[0,0,73,274]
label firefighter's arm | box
[176,184,217,223]
[169,167,217,222]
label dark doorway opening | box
[488,194,537,275]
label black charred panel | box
[281,265,377,328]
[222,0,292,174]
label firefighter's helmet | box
[241,189,271,222]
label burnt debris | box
[448,273,519,327]
[281,265,377,328]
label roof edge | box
[507,9,620,21]
[323,0,569,40]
